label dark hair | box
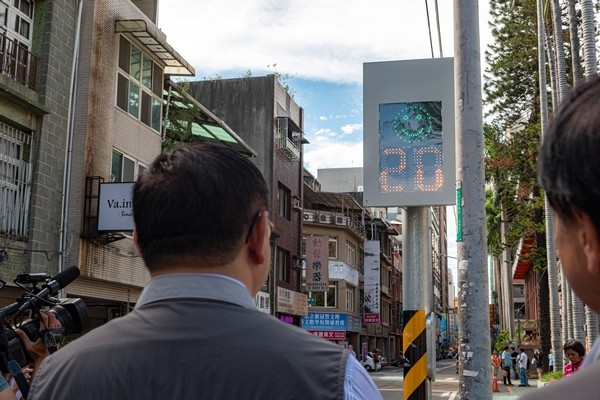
[133,143,269,271]
[538,75,600,230]
[563,339,586,357]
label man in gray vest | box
[520,76,600,399]
[25,143,382,399]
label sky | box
[158,0,493,279]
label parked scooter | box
[390,354,411,368]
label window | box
[277,184,290,219]
[1,0,33,46]
[0,122,32,239]
[111,150,146,182]
[381,301,390,324]
[345,286,355,312]
[513,284,524,298]
[345,241,356,267]
[117,36,163,132]
[382,268,391,288]
[309,283,337,308]
[328,237,337,259]
[276,247,290,283]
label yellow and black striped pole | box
[403,309,427,400]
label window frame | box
[277,184,291,220]
[111,149,146,183]
[328,237,337,259]
[276,247,291,283]
[116,35,164,133]
[308,283,337,308]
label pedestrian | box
[491,350,501,381]
[24,144,382,399]
[533,349,543,380]
[548,349,554,372]
[563,339,586,377]
[520,75,600,399]
[501,345,513,386]
[510,346,519,380]
[517,348,530,387]
[348,345,357,358]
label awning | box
[164,80,256,157]
[303,185,364,211]
[115,19,195,76]
[512,235,535,280]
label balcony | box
[277,136,301,161]
[302,209,366,239]
[0,33,38,90]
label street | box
[371,358,459,400]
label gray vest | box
[30,298,349,400]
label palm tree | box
[579,0,599,347]
[537,0,562,371]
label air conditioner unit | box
[293,198,303,211]
[335,216,347,226]
[303,211,316,222]
[319,214,330,223]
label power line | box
[425,0,435,58]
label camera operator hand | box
[14,310,61,378]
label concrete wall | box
[187,76,305,293]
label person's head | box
[511,347,515,351]
[492,350,498,355]
[538,76,600,313]
[563,339,586,364]
[519,348,525,353]
[133,144,270,288]
[348,345,353,351]
[504,345,509,351]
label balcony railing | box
[277,136,301,161]
[302,209,366,239]
[0,33,38,90]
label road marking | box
[441,392,457,400]
[373,376,404,381]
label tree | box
[536,0,563,371]
[485,0,552,364]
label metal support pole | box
[403,207,432,400]
[454,0,491,398]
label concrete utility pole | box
[403,207,432,400]
[454,0,492,398]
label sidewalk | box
[492,377,543,398]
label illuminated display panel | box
[379,101,443,193]
[363,58,455,207]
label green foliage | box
[492,329,511,353]
[162,82,203,152]
[541,371,563,382]
[484,0,548,273]
[201,73,223,80]
[485,0,540,126]
[267,63,296,98]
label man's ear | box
[579,212,600,275]
[133,228,142,255]
[246,212,270,265]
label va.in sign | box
[379,101,443,193]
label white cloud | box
[158,0,462,85]
[304,139,363,176]
[318,116,328,121]
[341,123,363,135]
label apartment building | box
[0,0,256,327]
[0,0,79,304]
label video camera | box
[0,266,90,372]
